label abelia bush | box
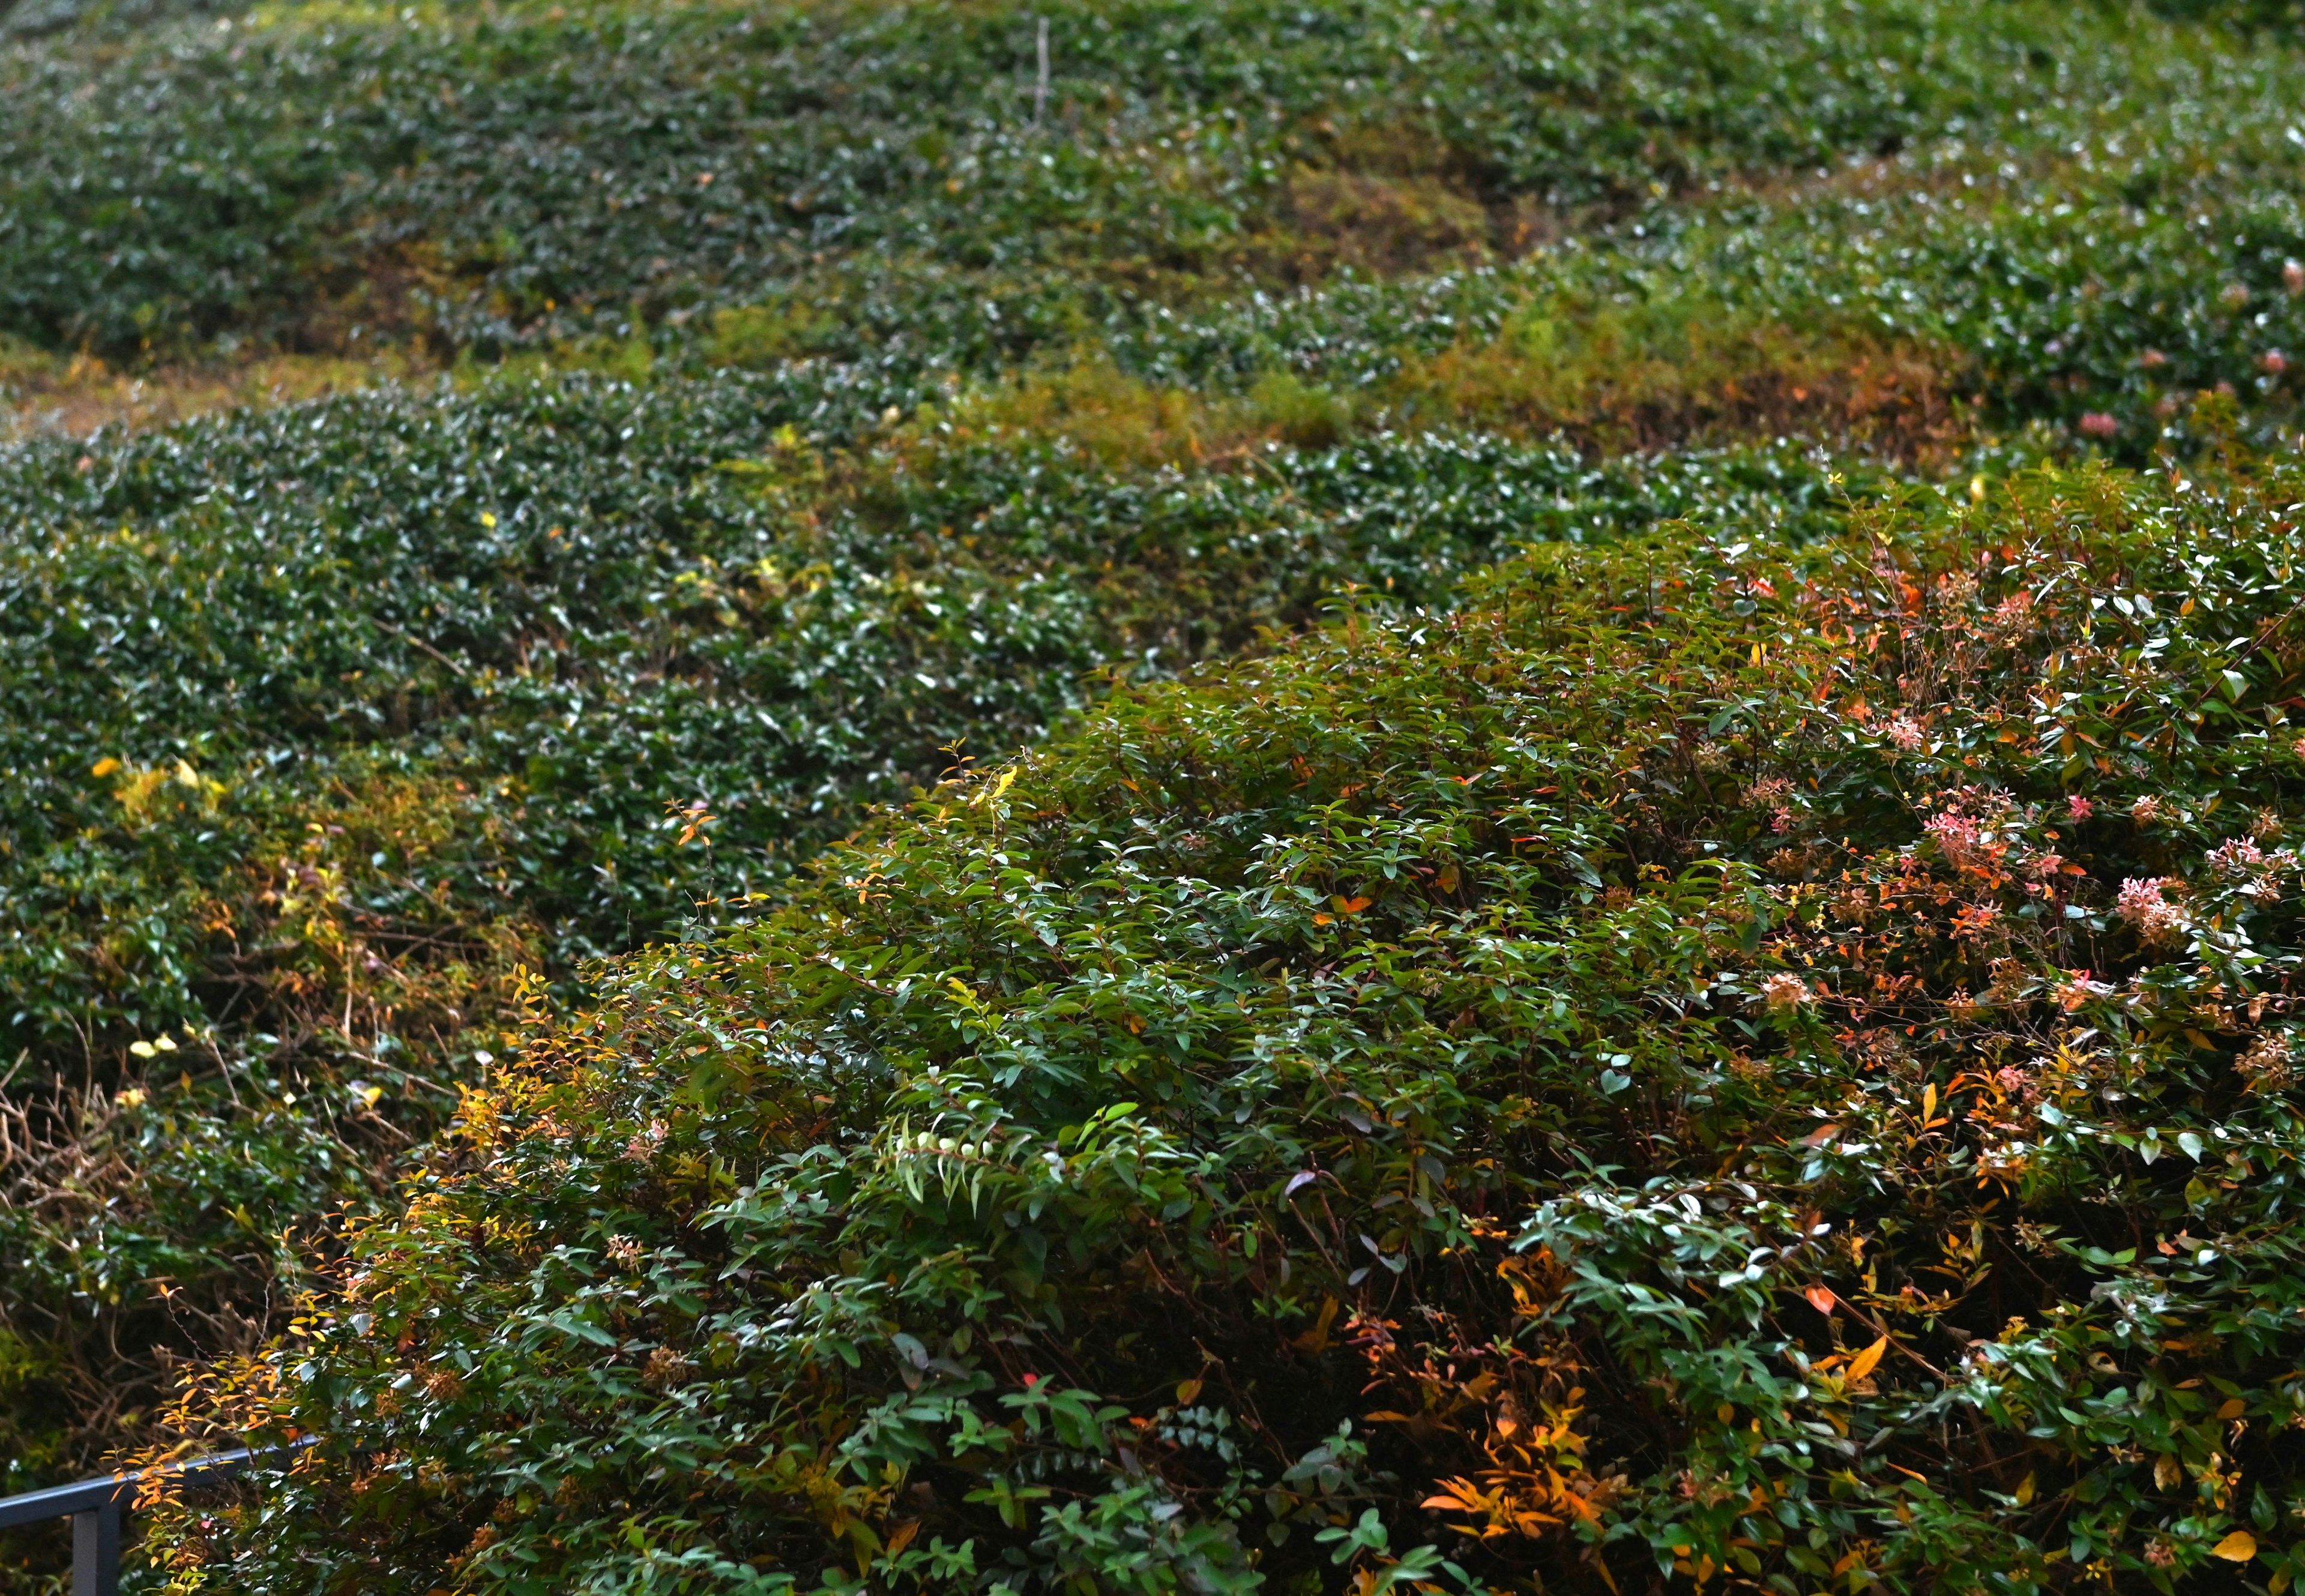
[151,459,2305,1594]
[0,366,1851,1500]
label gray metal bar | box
[0,1474,130,1532]
[71,1501,120,1596]
[0,1445,280,1595]
[0,1449,259,1530]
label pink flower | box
[2065,795,2093,821]
[1760,972,1813,1012]
[1924,811,1983,864]
[1989,590,2034,631]
[2078,412,2118,439]
[2208,837,2267,876]
[1746,776,1793,808]
[2141,348,2170,369]
[2265,350,2291,376]
[2055,970,2106,1012]
[2115,878,2185,946]
[1886,717,1925,752]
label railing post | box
[72,1498,121,1596]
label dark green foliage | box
[0,370,1861,1050]
[161,463,2305,1593]
[4,1,2305,1592]
[0,0,2109,362]
[0,358,1863,1502]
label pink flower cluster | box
[2115,877,2184,945]
[1886,717,1925,752]
[1760,972,1813,1012]
[2207,836,2267,876]
[1924,810,1983,865]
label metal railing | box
[0,1449,265,1596]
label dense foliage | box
[157,458,2305,1594]
[0,0,2089,361]
[3,0,2305,1592]
[0,361,1860,1493]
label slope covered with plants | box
[161,454,2305,1595]
[0,0,2303,1592]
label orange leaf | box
[1845,1336,1888,1384]
[1421,1479,1484,1511]
[884,1520,920,1558]
[1803,1285,1837,1316]
[1334,895,1372,914]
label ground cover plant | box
[149,449,2305,1595]
[0,0,2111,363]
[0,364,1867,1499]
[5,0,2305,1591]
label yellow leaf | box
[1175,1378,1202,1406]
[2015,1472,2036,1506]
[2216,1397,2246,1421]
[2154,1454,2181,1492]
[2212,1530,2257,1562]
[1844,1336,1888,1384]
[91,757,121,778]
[1291,1295,1341,1354]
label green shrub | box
[152,458,2305,1593]
[8,7,2305,1594]
[0,361,1869,1500]
[0,0,2133,361]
